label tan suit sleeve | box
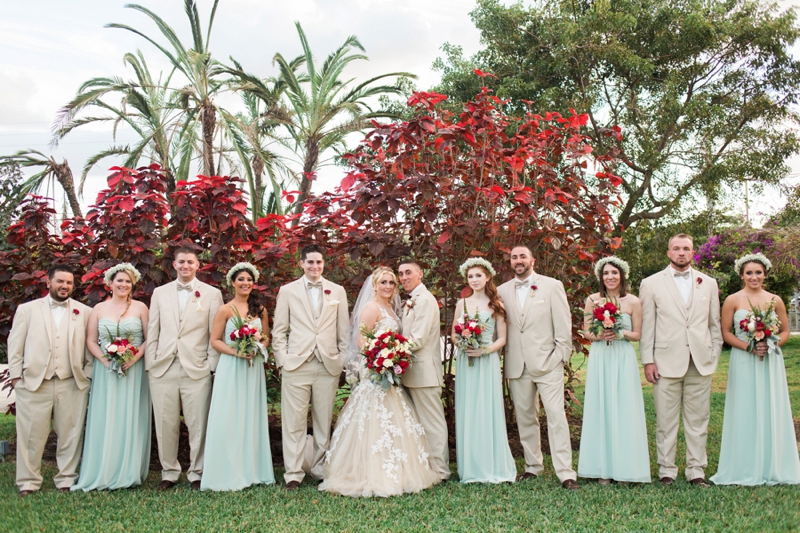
[407,292,437,353]
[271,285,289,369]
[206,288,224,370]
[80,303,94,377]
[639,279,655,365]
[551,281,573,364]
[336,285,349,356]
[145,288,162,370]
[7,303,30,380]
[708,278,723,360]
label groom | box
[497,245,579,489]
[640,233,722,487]
[398,259,450,481]
[272,245,349,490]
[146,247,223,490]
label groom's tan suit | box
[498,273,576,482]
[272,277,349,483]
[146,279,222,483]
[401,283,449,480]
[8,296,93,491]
[640,267,722,481]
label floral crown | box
[226,262,259,285]
[104,263,141,286]
[593,256,630,280]
[458,257,496,278]
[734,253,772,274]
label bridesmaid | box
[201,262,275,491]
[73,263,151,491]
[578,256,651,485]
[451,258,516,483]
[711,253,800,485]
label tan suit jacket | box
[271,277,349,376]
[7,297,93,392]
[639,267,722,378]
[400,284,442,388]
[497,273,572,379]
[145,279,223,380]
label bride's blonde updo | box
[371,266,399,300]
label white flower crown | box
[226,262,259,285]
[104,263,141,286]
[458,257,496,278]
[593,256,630,280]
[734,253,772,274]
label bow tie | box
[50,299,69,308]
[515,280,531,289]
[673,271,691,279]
[177,283,193,291]
[307,281,323,290]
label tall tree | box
[0,151,82,218]
[434,0,800,227]
[273,22,415,214]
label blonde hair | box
[108,266,137,314]
[371,266,399,300]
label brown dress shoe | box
[561,479,580,490]
[190,480,201,490]
[659,477,674,486]
[19,490,34,498]
[598,478,611,486]
[58,487,71,493]
[690,478,710,488]
[518,472,537,481]
[285,480,301,491]
[158,480,177,490]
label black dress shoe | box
[158,480,177,490]
[690,478,710,488]
[659,476,674,486]
[190,480,201,490]
[518,472,537,481]
[286,480,301,491]
[561,479,580,490]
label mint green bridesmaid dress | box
[73,318,151,491]
[455,311,517,483]
[200,317,275,491]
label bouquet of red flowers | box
[588,299,623,345]
[739,298,781,361]
[228,307,265,367]
[453,308,488,366]
[103,324,139,377]
[360,325,413,390]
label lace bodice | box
[375,305,400,333]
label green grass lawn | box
[2,340,799,532]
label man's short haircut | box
[174,246,200,259]
[668,233,694,248]
[300,244,326,261]
[398,258,423,270]
[510,244,534,256]
[48,264,74,280]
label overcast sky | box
[1,0,798,224]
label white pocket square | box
[329,300,339,306]
[533,299,545,304]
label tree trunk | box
[251,153,264,216]
[201,102,216,176]
[292,138,319,217]
[51,158,82,218]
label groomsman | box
[146,247,223,490]
[497,245,579,489]
[272,245,349,490]
[640,234,722,487]
[398,259,450,481]
[8,265,93,496]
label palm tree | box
[53,50,181,195]
[273,22,415,214]
[0,151,82,217]
[107,0,247,182]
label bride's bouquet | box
[103,324,139,377]
[360,325,413,390]
[739,298,781,361]
[588,299,623,346]
[453,308,488,366]
[228,307,265,367]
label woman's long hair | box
[599,263,628,298]
[229,266,265,318]
[370,266,400,301]
[465,265,506,320]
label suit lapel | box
[177,280,200,335]
[169,280,181,331]
[662,268,688,319]
[521,275,537,318]
[316,278,333,325]
[297,279,316,327]
[40,298,53,346]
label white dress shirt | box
[669,266,692,305]
[515,274,534,309]
[48,295,68,328]
[177,279,195,314]
[304,276,322,314]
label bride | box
[319,266,441,497]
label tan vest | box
[46,311,73,380]
[305,286,323,363]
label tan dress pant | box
[281,358,339,484]
[653,358,712,481]
[15,377,89,491]
[149,358,212,482]
[509,363,576,482]
[406,386,450,480]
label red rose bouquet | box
[228,307,265,367]
[454,308,488,366]
[360,325,413,390]
[588,299,623,345]
[103,324,139,377]
[739,298,780,361]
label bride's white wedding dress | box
[319,307,441,497]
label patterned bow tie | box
[515,280,531,289]
[50,299,68,308]
[307,281,323,290]
[673,271,691,279]
[177,283,193,291]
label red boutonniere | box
[194,290,201,300]
[72,309,80,315]
[324,289,331,295]
[696,277,702,286]
[531,285,538,291]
